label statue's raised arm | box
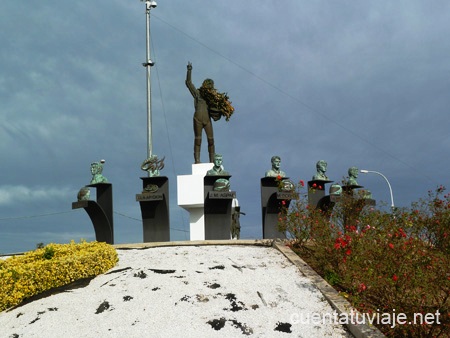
[185,62,197,98]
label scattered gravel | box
[0,245,352,337]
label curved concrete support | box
[72,183,114,244]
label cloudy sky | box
[1,1,449,253]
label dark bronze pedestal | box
[72,183,114,244]
[342,185,376,227]
[136,176,170,242]
[260,177,295,239]
[307,180,333,209]
[204,176,235,240]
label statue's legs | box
[204,120,215,163]
[193,118,215,163]
[194,139,201,164]
[193,118,203,164]
[207,138,215,163]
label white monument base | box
[177,163,212,241]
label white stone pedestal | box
[177,163,213,240]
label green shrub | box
[42,246,55,260]
[279,184,450,337]
[0,240,118,312]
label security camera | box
[146,1,157,9]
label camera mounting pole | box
[141,0,157,166]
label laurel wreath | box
[199,86,235,121]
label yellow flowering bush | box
[0,241,118,312]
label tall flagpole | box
[142,0,157,168]
[136,0,169,244]
[139,0,164,178]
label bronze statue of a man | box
[265,155,286,178]
[207,153,230,176]
[313,160,329,180]
[90,160,108,184]
[186,62,219,164]
[347,166,359,186]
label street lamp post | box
[360,170,395,209]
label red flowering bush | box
[410,185,450,255]
[279,184,450,337]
